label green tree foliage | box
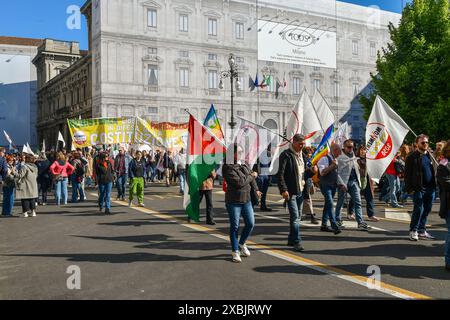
[360,0,450,143]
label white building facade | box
[87,0,401,141]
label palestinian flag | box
[184,115,226,222]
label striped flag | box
[308,124,335,166]
[203,104,224,142]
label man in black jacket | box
[277,134,315,252]
[405,134,437,241]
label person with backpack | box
[317,143,342,234]
[70,151,87,203]
[95,152,114,214]
[49,152,75,206]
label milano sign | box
[258,20,337,69]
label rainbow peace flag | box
[308,124,335,166]
[203,104,224,142]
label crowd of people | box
[1,134,449,271]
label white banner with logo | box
[257,20,337,68]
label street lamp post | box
[219,53,241,141]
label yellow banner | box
[135,117,188,150]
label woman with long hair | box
[49,152,74,206]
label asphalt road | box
[0,182,449,300]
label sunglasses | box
[345,145,354,149]
[420,141,429,145]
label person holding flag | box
[223,143,260,263]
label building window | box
[266,61,274,66]
[147,9,157,28]
[313,66,320,71]
[208,70,218,89]
[352,40,359,55]
[148,47,157,55]
[293,77,301,95]
[179,14,188,32]
[235,22,244,40]
[179,50,189,58]
[333,81,339,98]
[293,64,301,69]
[314,79,321,91]
[370,42,376,57]
[237,111,245,117]
[208,53,217,60]
[208,18,217,36]
[352,83,360,97]
[148,64,158,86]
[236,56,244,63]
[147,107,158,114]
[179,68,189,88]
[82,84,86,101]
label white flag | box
[233,116,276,169]
[269,92,304,174]
[332,122,350,148]
[301,89,323,141]
[58,131,66,148]
[366,96,410,183]
[41,140,46,153]
[312,89,336,131]
[3,130,12,145]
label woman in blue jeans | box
[2,155,17,216]
[436,141,450,271]
[222,144,261,263]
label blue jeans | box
[178,169,186,193]
[98,182,113,210]
[116,175,127,198]
[286,194,304,244]
[256,175,270,208]
[445,216,450,266]
[55,178,68,205]
[348,181,375,218]
[71,177,85,202]
[336,179,364,223]
[409,188,435,233]
[320,185,337,228]
[2,186,15,215]
[384,174,399,206]
[226,201,255,252]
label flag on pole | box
[233,116,276,169]
[308,124,335,166]
[254,73,259,88]
[3,130,12,145]
[312,89,336,131]
[249,75,256,91]
[300,88,323,141]
[332,122,350,147]
[259,74,267,89]
[275,79,282,99]
[269,92,304,174]
[203,104,225,142]
[58,131,66,148]
[283,72,287,91]
[184,115,226,222]
[365,96,410,183]
[41,140,46,153]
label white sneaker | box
[231,251,242,263]
[239,244,251,257]
[409,231,419,241]
[138,203,145,207]
[31,210,36,217]
[23,212,29,218]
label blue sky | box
[0,0,409,50]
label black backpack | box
[75,161,85,177]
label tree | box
[360,0,450,143]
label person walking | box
[277,134,316,251]
[2,155,17,217]
[128,150,146,207]
[317,143,342,234]
[174,148,187,194]
[94,152,114,214]
[406,134,437,241]
[335,139,370,231]
[163,150,174,187]
[437,140,450,271]
[199,170,216,225]
[223,143,260,263]
[35,153,51,206]
[49,152,74,206]
[14,154,39,218]
[348,145,379,222]
[383,154,403,208]
[254,149,273,212]
[114,147,131,201]
[70,151,87,203]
